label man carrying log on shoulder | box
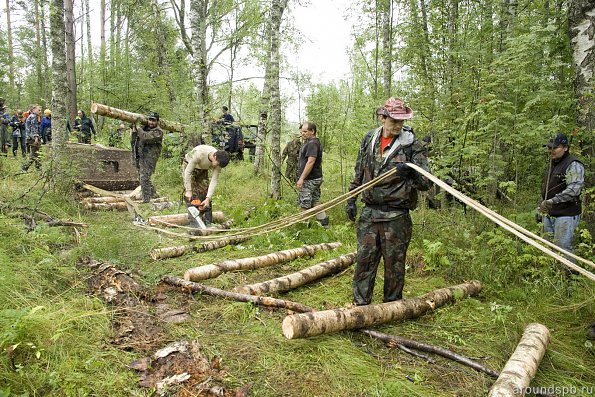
[345,97,431,305]
[182,145,230,225]
[131,112,164,203]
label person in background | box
[346,97,431,306]
[220,106,234,124]
[131,112,164,203]
[73,110,96,144]
[296,121,329,227]
[10,110,26,158]
[281,130,302,184]
[182,145,230,225]
[0,100,10,156]
[40,109,52,144]
[23,104,42,171]
[109,123,125,147]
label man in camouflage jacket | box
[131,112,163,203]
[346,97,431,305]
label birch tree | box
[5,0,15,91]
[49,0,67,149]
[64,0,77,125]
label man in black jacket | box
[131,112,164,203]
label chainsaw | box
[187,199,207,229]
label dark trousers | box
[182,161,212,223]
[353,211,412,305]
[12,135,26,157]
[22,139,41,170]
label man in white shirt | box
[182,145,230,223]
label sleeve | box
[206,168,220,198]
[348,134,369,193]
[90,119,96,134]
[182,150,198,192]
[410,140,432,191]
[551,161,584,204]
[304,140,320,159]
[139,128,163,144]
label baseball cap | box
[545,133,569,148]
[147,111,160,120]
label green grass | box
[0,151,593,396]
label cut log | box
[148,211,227,227]
[85,201,130,210]
[362,329,499,378]
[91,102,185,133]
[184,242,342,282]
[149,235,251,260]
[233,252,356,295]
[84,196,169,204]
[281,280,482,339]
[161,276,313,313]
[488,323,551,397]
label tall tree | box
[268,0,287,199]
[49,0,67,150]
[5,0,15,92]
[380,0,392,97]
[39,0,51,104]
[63,0,77,124]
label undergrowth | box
[0,150,593,396]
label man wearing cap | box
[537,133,584,266]
[346,97,431,305]
[131,112,164,203]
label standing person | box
[220,106,234,124]
[537,133,584,266]
[73,110,96,144]
[23,104,42,171]
[281,131,302,183]
[182,145,230,224]
[0,102,10,156]
[131,112,164,203]
[10,110,26,158]
[40,109,52,144]
[296,122,329,226]
[346,97,431,305]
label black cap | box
[545,133,568,148]
[147,111,159,120]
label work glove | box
[537,199,554,214]
[346,198,357,222]
[396,162,414,178]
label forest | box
[0,0,593,396]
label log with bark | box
[148,211,227,227]
[488,323,551,397]
[161,276,313,313]
[83,196,169,204]
[91,102,185,133]
[281,280,482,339]
[184,242,342,282]
[150,235,252,260]
[233,252,356,295]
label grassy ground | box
[0,148,593,396]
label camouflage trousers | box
[296,177,322,209]
[353,208,412,305]
[138,155,159,203]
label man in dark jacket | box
[73,110,96,144]
[10,110,26,158]
[346,97,431,305]
[131,112,163,203]
[0,103,10,156]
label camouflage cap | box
[147,111,160,120]
[376,97,413,120]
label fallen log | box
[488,323,551,397]
[184,242,342,281]
[47,220,89,228]
[281,280,482,339]
[161,276,313,313]
[233,252,356,295]
[361,329,499,378]
[150,235,252,260]
[148,211,227,227]
[91,102,185,133]
[84,196,169,204]
[84,201,130,210]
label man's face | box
[148,117,158,128]
[299,125,314,140]
[33,106,41,115]
[77,111,82,118]
[549,145,567,160]
[382,116,404,136]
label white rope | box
[407,163,595,282]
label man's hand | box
[346,199,357,222]
[199,197,211,210]
[537,199,554,213]
[396,162,414,177]
[184,190,192,202]
[297,178,304,190]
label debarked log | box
[150,236,252,260]
[91,102,185,133]
[148,211,227,227]
[488,323,551,397]
[161,276,313,313]
[184,242,342,282]
[281,280,482,339]
[84,196,169,204]
[233,252,356,295]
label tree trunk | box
[85,0,93,99]
[63,0,77,125]
[91,103,185,132]
[381,0,392,97]
[268,0,287,199]
[254,8,273,176]
[34,0,44,103]
[39,0,51,105]
[150,236,252,260]
[569,0,595,229]
[190,0,209,138]
[281,281,482,339]
[488,323,551,397]
[233,252,356,295]
[5,0,15,91]
[161,276,314,313]
[184,242,342,281]
[49,0,68,150]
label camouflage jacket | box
[349,126,431,218]
[131,125,163,158]
[25,113,40,139]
